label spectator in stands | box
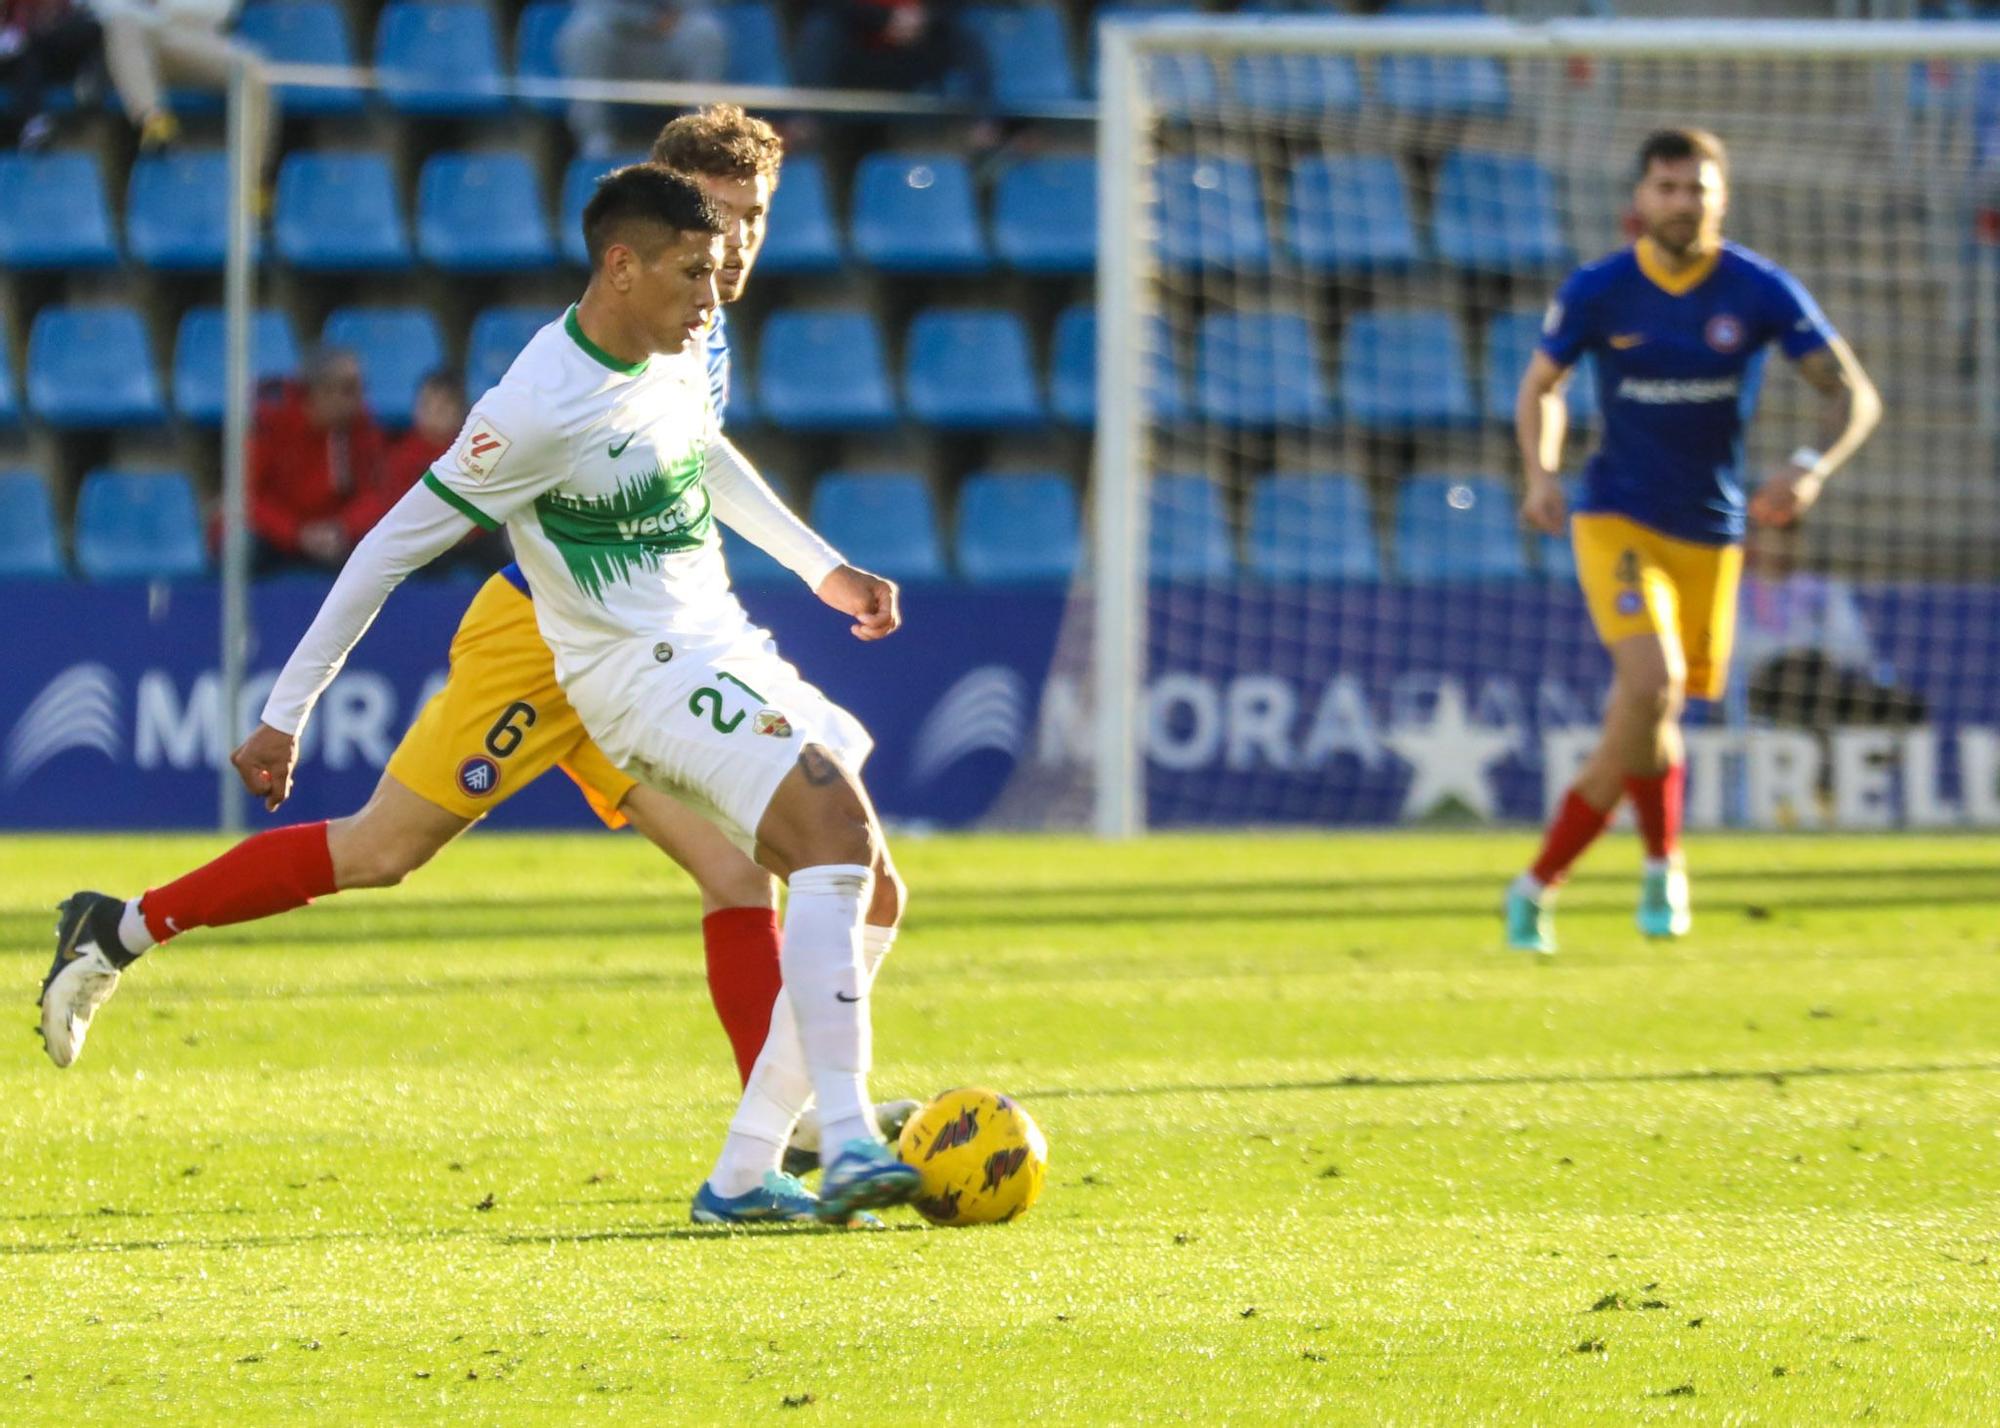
[382,368,507,575]
[558,0,725,158]
[793,1,986,98]
[247,346,393,574]
[91,0,273,164]
[0,0,100,150]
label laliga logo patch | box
[1704,313,1745,353]
[457,417,512,482]
[457,755,501,798]
[753,709,792,739]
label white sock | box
[780,864,876,1152]
[119,899,157,954]
[862,923,897,986]
[1643,856,1672,876]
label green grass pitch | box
[3,830,1998,1423]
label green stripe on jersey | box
[422,470,501,531]
[533,448,712,602]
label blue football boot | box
[691,1171,880,1228]
[815,1140,922,1224]
[1637,861,1692,939]
[1503,876,1556,956]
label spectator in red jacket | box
[247,347,393,573]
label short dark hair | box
[581,163,726,269]
[650,104,784,183]
[1636,127,1728,181]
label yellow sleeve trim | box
[422,469,501,532]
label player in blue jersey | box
[1504,128,1881,954]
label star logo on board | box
[1384,679,1517,822]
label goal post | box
[1089,15,2000,837]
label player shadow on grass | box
[499,1222,931,1246]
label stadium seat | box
[173,308,302,427]
[560,151,646,266]
[955,472,1081,585]
[809,473,947,581]
[418,153,556,271]
[1337,310,1478,432]
[963,4,1079,109]
[466,306,549,400]
[1232,53,1363,116]
[1195,312,1332,427]
[1393,475,1530,582]
[1484,308,1597,427]
[755,310,896,430]
[1373,54,1510,117]
[1050,305,1095,427]
[1150,474,1234,579]
[321,308,445,429]
[721,2,790,86]
[1286,154,1419,275]
[754,152,842,275]
[237,2,367,115]
[0,473,64,578]
[1090,6,1216,108]
[0,153,117,269]
[0,341,18,427]
[992,156,1096,273]
[127,151,231,271]
[1155,157,1269,271]
[27,307,165,429]
[375,2,508,117]
[513,1,568,114]
[273,153,412,271]
[1247,473,1380,582]
[1432,150,1570,274]
[74,470,208,582]
[850,154,989,273]
[903,310,1043,430]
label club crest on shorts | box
[1704,313,1745,353]
[753,709,793,739]
[457,755,501,797]
[1616,590,1645,616]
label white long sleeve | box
[703,434,843,589]
[260,482,476,737]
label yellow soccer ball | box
[895,1087,1048,1226]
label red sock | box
[1530,788,1616,887]
[141,821,337,944]
[1625,763,1685,861]
[703,907,783,1087]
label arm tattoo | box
[797,745,844,786]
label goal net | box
[1014,16,2000,837]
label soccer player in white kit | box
[233,165,922,1223]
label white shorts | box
[565,627,873,853]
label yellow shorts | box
[1571,512,1743,700]
[385,573,637,826]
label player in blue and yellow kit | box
[1505,128,1881,954]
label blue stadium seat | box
[1155,157,1269,271]
[0,473,64,578]
[1232,53,1363,116]
[1051,304,1095,427]
[375,2,508,117]
[850,153,988,273]
[418,153,556,271]
[237,2,367,115]
[321,308,445,429]
[75,470,208,582]
[903,310,1043,430]
[956,472,1080,585]
[0,341,18,427]
[513,1,568,114]
[992,156,1096,273]
[127,151,231,271]
[274,153,412,271]
[1433,150,1569,274]
[1484,308,1597,427]
[1247,474,1379,582]
[1374,54,1510,117]
[1150,474,1234,579]
[964,4,1079,109]
[1338,310,1478,432]
[1195,312,1331,427]
[173,308,302,427]
[27,307,165,428]
[559,151,646,266]
[466,306,548,400]
[720,1,788,86]
[1287,154,1418,275]
[755,152,841,275]
[809,473,947,581]
[756,311,896,430]
[0,153,117,269]
[1393,475,1529,582]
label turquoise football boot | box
[691,1171,880,1228]
[1637,861,1692,939]
[1504,877,1556,956]
[815,1140,922,1224]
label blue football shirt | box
[1539,239,1837,545]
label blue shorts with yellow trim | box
[385,573,636,826]
[1571,512,1744,700]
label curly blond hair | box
[650,104,784,183]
